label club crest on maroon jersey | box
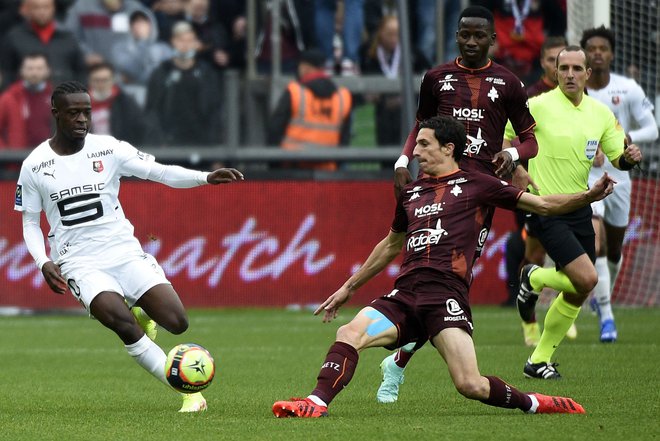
[93,160,104,173]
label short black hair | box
[298,49,326,68]
[51,81,88,107]
[88,61,115,75]
[130,10,150,24]
[541,36,567,54]
[21,51,50,65]
[580,25,615,51]
[556,45,589,68]
[458,6,494,28]
[419,116,466,162]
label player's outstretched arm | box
[314,230,405,322]
[516,173,616,216]
[206,168,244,184]
[144,162,243,188]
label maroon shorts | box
[370,269,474,350]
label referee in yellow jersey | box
[504,46,642,379]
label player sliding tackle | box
[15,81,243,412]
[272,115,615,418]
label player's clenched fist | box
[207,168,244,184]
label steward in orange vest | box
[267,49,352,171]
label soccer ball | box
[164,343,216,393]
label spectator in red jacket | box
[0,52,53,149]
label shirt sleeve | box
[505,79,536,141]
[415,71,438,122]
[115,140,155,179]
[390,193,408,233]
[503,119,515,142]
[627,84,658,143]
[599,109,627,163]
[477,173,523,211]
[14,163,42,213]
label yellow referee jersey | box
[505,87,625,196]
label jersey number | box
[57,193,104,226]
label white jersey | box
[14,134,155,264]
[587,72,657,184]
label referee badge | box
[584,140,599,160]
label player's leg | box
[603,221,626,288]
[603,178,631,292]
[518,233,545,346]
[377,340,425,403]
[430,328,584,414]
[504,228,525,307]
[89,290,170,386]
[273,305,401,418]
[118,254,206,412]
[526,254,595,377]
[590,207,617,342]
[134,284,189,335]
[524,210,597,378]
[121,253,188,335]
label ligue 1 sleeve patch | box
[15,185,22,206]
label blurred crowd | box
[3,0,655,172]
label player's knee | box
[105,314,143,343]
[453,377,486,400]
[162,314,189,335]
[335,323,363,348]
[574,270,598,294]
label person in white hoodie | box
[110,9,173,106]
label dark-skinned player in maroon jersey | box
[379,5,538,403]
[272,116,615,418]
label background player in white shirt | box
[580,27,658,342]
[14,81,244,412]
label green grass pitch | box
[1,306,658,441]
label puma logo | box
[44,170,55,179]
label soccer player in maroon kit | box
[381,5,538,403]
[272,115,614,418]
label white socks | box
[307,394,328,407]
[400,342,417,352]
[527,394,539,413]
[607,257,623,292]
[125,334,168,386]
[594,257,614,322]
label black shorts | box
[369,269,473,350]
[525,205,596,268]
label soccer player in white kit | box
[580,27,658,342]
[14,81,244,412]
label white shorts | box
[602,178,631,227]
[589,165,631,228]
[60,251,170,311]
[591,200,605,218]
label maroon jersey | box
[417,59,535,175]
[526,77,556,98]
[391,169,522,288]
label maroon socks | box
[311,341,359,405]
[480,376,532,411]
